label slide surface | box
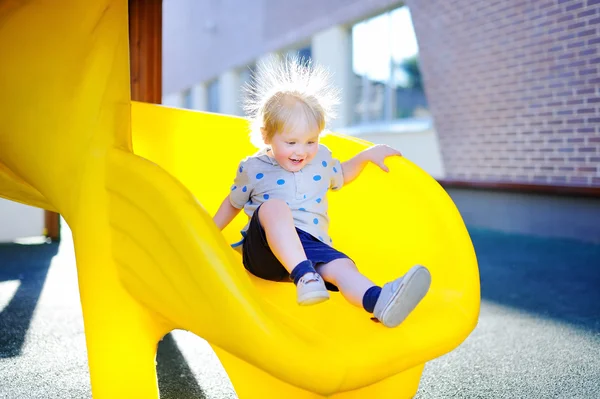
[131,102,481,395]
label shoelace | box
[299,273,321,285]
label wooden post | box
[129,0,162,104]
[44,210,60,240]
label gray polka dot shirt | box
[229,144,345,248]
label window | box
[182,88,193,109]
[239,64,256,86]
[239,63,257,113]
[285,45,312,64]
[351,6,428,124]
[207,79,220,113]
[297,46,312,63]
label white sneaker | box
[373,265,431,328]
[296,272,330,305]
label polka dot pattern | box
[232,149,340,245]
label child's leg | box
[316,258,376,307]
[257,199,308,272]
[318,259,431,328]
[257,199,329,305]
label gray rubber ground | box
[0,227,598,398]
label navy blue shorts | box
[242,204,351,291]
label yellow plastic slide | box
[0,1,480,398]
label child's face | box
[266,126,320,172]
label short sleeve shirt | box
[229,144,344,247]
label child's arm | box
[341,144,402,185]
[213,195,242,231]
[214,159,251,230]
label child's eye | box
[286,141,296,145]
[308,141,316,144]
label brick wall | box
[406,0,600,187]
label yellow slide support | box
[0,1,480,398]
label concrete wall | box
[162,0,401,94]
[447,188,600,243]
[0,199,44,242]
[339,120,446,178]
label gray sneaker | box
[297,272,330,305]
[373,265,431,328]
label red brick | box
[567,2,585,11]
[579,48,598,56]
[577,28,597,37]
[579,9,597,17]
[570,176,589,184]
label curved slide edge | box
[0,162,57,211]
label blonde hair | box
[242,55,340,148]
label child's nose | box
[300,145,311,155]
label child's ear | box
[261,127,270,144]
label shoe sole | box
[380,265,431,328]
[298,291,330,306]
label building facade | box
[161,0,600,241]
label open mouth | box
[289,158,304,165]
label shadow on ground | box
[471,228,600,332]
[157,333,208,399]
[0,242,58,358]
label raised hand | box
[365,144,402,172]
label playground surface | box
[1,225,599,398]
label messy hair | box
[242,55,340,148]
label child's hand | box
[365,144,402,172]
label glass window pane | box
[351,6,429,124]
[182,88,193,109]
[207,80,220,113]
[297,46,312,63]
